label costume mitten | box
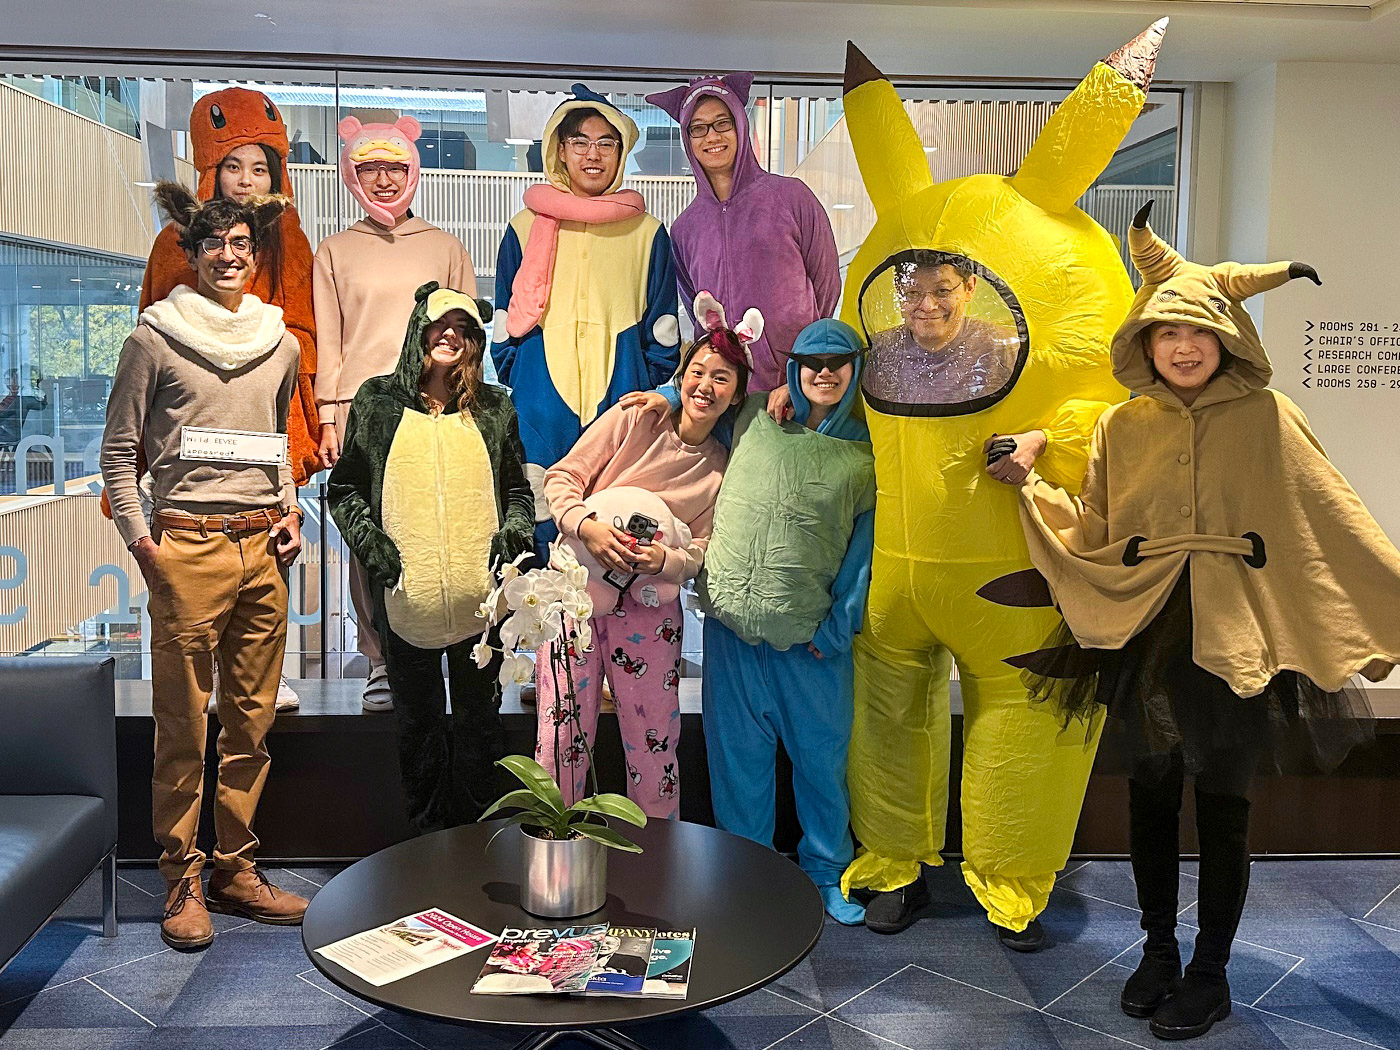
[1121,774,1184,1017]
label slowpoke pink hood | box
[338,115,422,226]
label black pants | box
[1130,744,1259,978]
[383,627,506,835]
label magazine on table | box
[471,923,609,995]
[642,929,696,999]
[583,927,657,995]
[314,909,496,987]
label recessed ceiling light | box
[924,146,938,153]
[505,138,533,145]
[133,181,157,187]
[424,143,435,148]
[70,278,83,283]
[32,284,42,289]
[832,203,855,211]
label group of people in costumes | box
[99,20,1400,1040]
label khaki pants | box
[148,522,288,881]
[335,400,383,666]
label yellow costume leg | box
[843,553,952,897]
[936,558,1103,931]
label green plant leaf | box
[496,755,566,815]
[572,822,644,853]
[479,789,549,822]
[484,812,536,850]
[569,794,648,828]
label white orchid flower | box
[504,571,564,613]
[562,587,593,624]
[471,637,495,669]
[498,549,534,589]
[573,618,593,654]
[498,651,535,687]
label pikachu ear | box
[1011,18,1167,213]
[843,41,934,217]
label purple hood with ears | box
[646,73,841,392]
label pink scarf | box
[506,183,647,338]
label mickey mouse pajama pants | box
[535,592,684,819]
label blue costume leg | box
[701,616,778,849]
[771,641,864,925]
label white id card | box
[180,426,287,466]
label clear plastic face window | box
[857,250,1028,416]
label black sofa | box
[0,656,118,971]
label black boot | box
[1121,774,1184,1018]
[864,874,930,934]
[1149,789,1250,1041]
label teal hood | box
[786,319,868,442]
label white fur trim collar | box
[140,284,286,371]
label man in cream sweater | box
[102,186,310,951]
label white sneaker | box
[362,663,393,712]
[275,677,300,712]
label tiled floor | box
[3,858,1399,1050]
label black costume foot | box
[863,876,929,934]
[996,918,1047,952]
[1120,955,1182,1017]
[1149,972,1231,1040]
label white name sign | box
[180,426,287,467]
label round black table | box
[302,819,825,1050]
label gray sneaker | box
[275,677,300,712]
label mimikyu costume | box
[646,73,840,392]
[837,25,1168,942]
[699,318,875,925]
[327,284,535,833]
[1004,209,1393,1038]
[492,84,681,555]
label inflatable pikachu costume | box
[839,22,1166,936]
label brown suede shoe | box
[162,876,214,950]
[206,867,309,925]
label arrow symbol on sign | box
[1306,320,1315,332]
[1304,363,1312,374]
[1305,334,1314,346]
[1303,377,1312,388]
[1305,348,1313,360]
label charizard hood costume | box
[492,84,680,553]
[135,87,319,486]
[327,282,535,649]
[646,73,840,391]
[838,23,1166,932]
[1009,204,1400,698]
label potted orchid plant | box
[475,542,646,917]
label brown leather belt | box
[155,507,282,538]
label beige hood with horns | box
[995,209,1400,697]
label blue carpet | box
[3,859,1398,1050]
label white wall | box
[1215,61,1400,541]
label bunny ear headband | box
[693,291,763,369]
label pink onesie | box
[536,404,727,818]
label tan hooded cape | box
[1016,210,1400,696]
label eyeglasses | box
[896,282,969,304]
[355,162,410,180]
[197,235,253,258]
[686,117,735,140]
[797,351,861,372]
[563,136,621,157]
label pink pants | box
[536,593,684,819]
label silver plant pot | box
[519,825,607,918]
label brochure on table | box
[314,909,496,987]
